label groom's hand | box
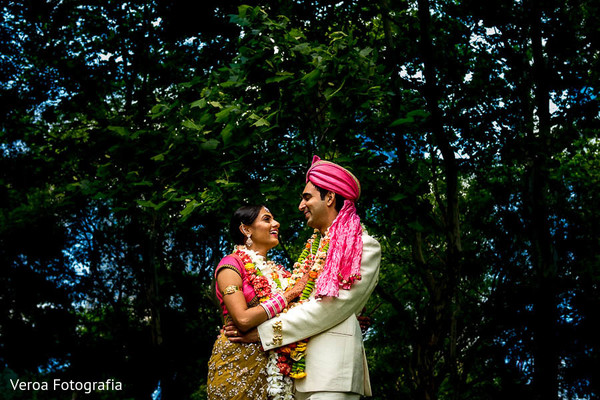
[224,322,260,343]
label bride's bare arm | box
[218,269,309,333]
[217,268,268,332]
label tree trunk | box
[526,1,559,398]
[415,0,463,399]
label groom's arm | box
[256,234,381,350]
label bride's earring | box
[245,232,253,247]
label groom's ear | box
[326,191,335,207]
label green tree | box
[1,1,599,399]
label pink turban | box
[306,156,361,200]
[306,156,363,297]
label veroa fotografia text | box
[11,378,122,394]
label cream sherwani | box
[258,232,381,397]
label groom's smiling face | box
[299,182,329,231]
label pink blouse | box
[214,254,258,316]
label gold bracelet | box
[223,285,240,296]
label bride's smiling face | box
[242,207,280,254]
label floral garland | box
[233,246,294,399]
[234,245,290,301]
[270,229,330,381]
[232,232,329,399]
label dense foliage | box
[1,1,598,399]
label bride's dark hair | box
[230,205,265,245]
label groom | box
[228,155,381,399]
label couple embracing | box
[207,156,382,400]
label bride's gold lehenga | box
[207,257,268,400]
[207,330,268,399]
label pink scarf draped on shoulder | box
[306,155,363,297]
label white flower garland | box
[236,246,289,293]
[236,246,293,399]
[266,352,294,399]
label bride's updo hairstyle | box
[230,205,265,245]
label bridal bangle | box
[260,293,287,319]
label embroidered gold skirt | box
[207,333,268,400]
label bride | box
[207,205,307,400]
